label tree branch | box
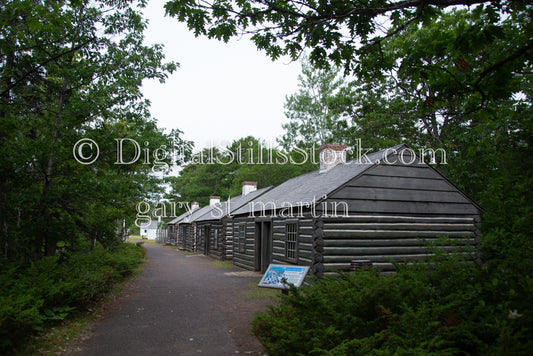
[0,37,96,98]
[474,39,533,90]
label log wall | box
[196,221,226,260]
[231,217,255,270]
[319,214,479,273]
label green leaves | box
[279,56,351,150]
[0,0,180,259]
[253,251,533,355]
[168,136,314,209]
[0,243,145,352]
[163,1,530,79]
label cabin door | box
[254,221,272,273]
[204,226,210,255]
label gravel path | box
[74,242,274,355]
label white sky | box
[141,1,302,151]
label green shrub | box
[0,242,145,353]
[252,251,533,355]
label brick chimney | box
[190,202,200,211]
[242,181,257,196]
[319,144,347,173]
[209,196,221,206]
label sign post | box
[258,264,310,292]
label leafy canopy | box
[168,137,315,211]
[164,1,532,87]
[0,0,186,259]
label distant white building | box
[140,220,159,240]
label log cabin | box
[166,201,204,251]
[229,144,482,275]
[194,183,272,260]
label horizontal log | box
[271,256,285,265]
[298,252,313,262]
[298,218,314,224]
[233,260,254,270]
[323,222,475,231]
[298,257,313,264]
[323,245,473,256]
[324,254,432,263]
[272,252,285,261]
[322,262,395,272]
[299,242,313,251]
[272,247,284,255]
[233,253,255,262]
[323,229,474,238]
[323,252,475,263]
[322,215,475,224]
[322,199,479,215]
[300,237,313,245]
[324,238,476,247]
[324,262,397,271]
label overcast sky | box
[140,1,302,151]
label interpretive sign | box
[258,264,310,290]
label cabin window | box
[239,222,246,252]
[285,222,298,263]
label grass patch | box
[208,260,234,269]
[21,315,94,355]
[176,249,197,255]
[128,235,141,242]
[137,239,157,245]
[244,281,281,300]
[130,237,176,250]
[160,243,181,251]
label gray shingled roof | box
[232,144,407,216]
[167,209,191,225]
[166,204,207,226]
[179,204,213,224]
[166,186,273,225]
[195,186,273,222]
[140,220,159,230]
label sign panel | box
[258,264,310,290]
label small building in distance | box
[140,219,159,240]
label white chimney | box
[242,181,257,196]
[319,144,347,173]
[191,202,200,211]
[209,196,221,206]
